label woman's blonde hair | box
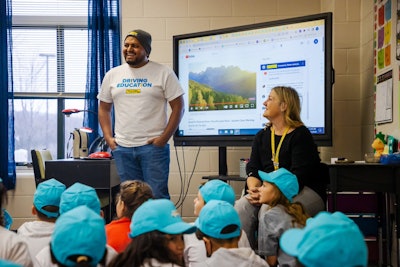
[118,180,153,219]
[266,86,304,128]
[268,183,309,227]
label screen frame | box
[173,12,334,147]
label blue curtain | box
[84,0,121,144]
[0,0,16,189]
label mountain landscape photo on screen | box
[188,65,256,112]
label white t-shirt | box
[184,229,251,267]
[0,226,33,267]
[17,221,55,258]
[141,258,182,267]
[205,247,269,267]
[98,62,184,147]
[34,244,117,267]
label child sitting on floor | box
[0,178,33,267]
[17,178,66,258]
[108,199,196,267]
[50,206,109,267]
[35,182,118,266]
[195,200,269,267]
[106,180,153,252]
[280,211,368,267]
[257,168,309,267]
[184,179,250,267]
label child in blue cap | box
[35,182,118,266]
[17,178,66,257]
[108,199,196,267]
[195,200,269,266]
[0,178,33,267]
[280,211,368,267]
[257,168,309,267]
[184,179,250,266]
[47,205,109,267]
[59,182,102,214]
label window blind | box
[12,0,88,94]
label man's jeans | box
[112,143,170,199]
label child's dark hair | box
[107,230,183,267]
[195,225,239,243]
[50,244,107,267]
[0,180,7,227]
[35,205,59,221]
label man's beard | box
[125,54,147,67]
[126,58,139,66]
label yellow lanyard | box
[271,127,290,170]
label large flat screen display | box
[173,12,334,147]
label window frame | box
[13,14,88,161]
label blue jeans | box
[112,144,170,199]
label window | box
[12,0,88,162]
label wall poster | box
[376,70,393,124]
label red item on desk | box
[88,151,111,159]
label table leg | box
[384,193,391,265]
[109,188,113,222]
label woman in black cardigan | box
[234,86,328,251]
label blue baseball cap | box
[258,168,299,202]
[0,259,22,267]
[33,178,66,218]
[280,211,368,267]
[59,182,101,214]
[195,200,241,239]
[129,199,196,238]
[3,209,13,230]
[51,206,106,267]
[199,179,236,205]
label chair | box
[31,149,52,187]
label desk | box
[328,163,400,266]
[45,159,120,222]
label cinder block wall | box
[7,0,375,227]
[5,171,36,229]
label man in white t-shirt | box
[98,29,184,199]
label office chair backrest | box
[31,149,53,187]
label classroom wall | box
[6,0,376,227]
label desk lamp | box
[62,108,110,158]
[63,109,94,158]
